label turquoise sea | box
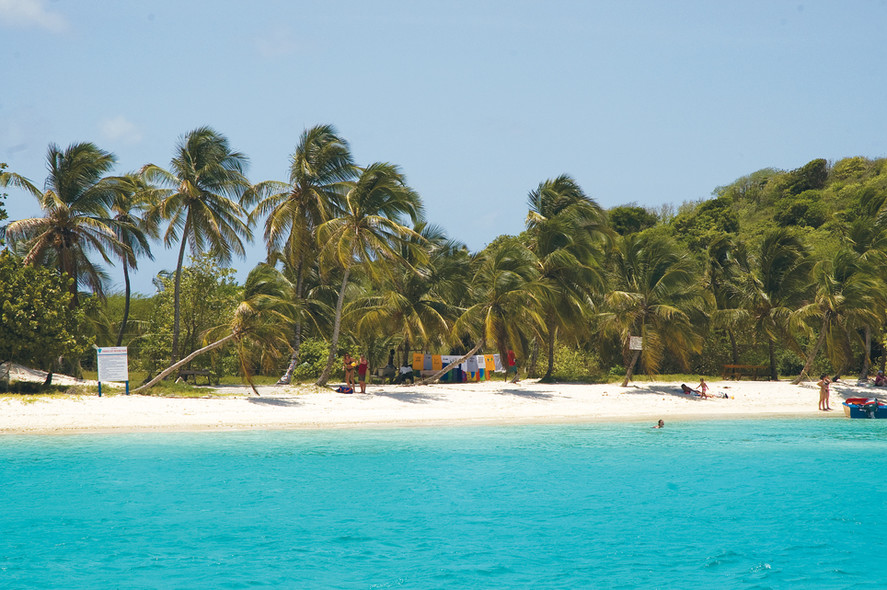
[2,419,887,589]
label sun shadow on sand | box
[369,390,444,404]
[492,388,556,400]
[625,384,707,400]
[246,397,302,407]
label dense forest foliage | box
[2,127,886,389]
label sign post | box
[629,336,643,351]
[96,346,129,397]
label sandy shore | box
[1,377,881,435]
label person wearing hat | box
[875,370,886,387]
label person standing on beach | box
[507,349,518,383]
[357,354,368,394]
[343,353,355,389]
[697,377,708,397]
[818,374,831,411]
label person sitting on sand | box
[875,371,886,387]
[653,419,664,429]
[818,374,831,411]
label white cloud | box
[256,27,297,58]
[0,0,67,32]
[99,115,143,144]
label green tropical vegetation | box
[3,126,887,393]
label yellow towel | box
[432,355,443,370]
[412,353,424,371]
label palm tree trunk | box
[277,263,305,385]
[528,338,539,378]
[859,325,872,381]
[115,260,131,347]
[171,215,191,366]
[134,332,237,394]
[728,329,738,364]
[419,338,485,385]
[768,337,778,381]
[793,320,828,384]
[621,349,641,387]
[543,320,557,381]
[316,263,352,386]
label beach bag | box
[335,386,354,394]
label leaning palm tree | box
[791,249,883,383]
[4,143,124,305]
[599,233,703,386]
[107,174,156,346]
[134,263,294,395]
[525,175,609,380]
[314,162,424,386]
[143,127,252,365]
[246,124,356,383]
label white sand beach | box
[2,373,881,434]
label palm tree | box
[599,233,703,386]
[4,143,123,305]
[134,263,294,395]
[791,249,883,383]
[735,228,812,381]
[454,236,548,381]
[107,174,156,346]
[143,127,252,365]
[314,162,423,386]
[844,217,887,379]
[525,175,608,380]
[246,124,356,383]
[355,222,460,366]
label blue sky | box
[2,0,886,294]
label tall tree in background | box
[736,228,812,381]
[314,162,423,386]
[143,127,252,365]
[525,175,608,380]
[107,174,156,346]
[4,143,123,305]
[455,236,547,380]
[247,124,356,384]
[599,233,702,386]
[791,249,882,383]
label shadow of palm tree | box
[369,390,443,404]
[492,388,556,400]
[247,397,302,407]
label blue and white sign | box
[97,346,129,382]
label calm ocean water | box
[2,419,887,589]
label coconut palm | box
[791,249,883,383]
[525,175,608,380]
[246,124,356,383]
[599,233,703,386]
[314,162,423,386]
[844,218,887,378]
[4,143,124,305]
[453,236,548,381]
[354,222,462,366]
[735,228,812,381]
[106,174,156,346]
[134,263,294,395]
[142,127,252,365]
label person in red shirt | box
[507,349,518,383]
[357,354,369,394]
